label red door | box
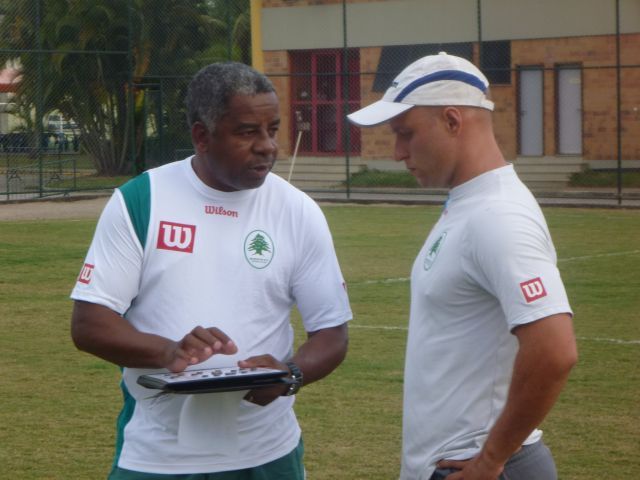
[290,49,360,155]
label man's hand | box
[238,324,348,406]
[238,354,290,406]
[438,455,504,480]
[237,324,349,407]
[164,326,238,373]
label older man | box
[71,62,351,479]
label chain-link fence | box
[261,0,639,207]
[0,0,249,200]
[1,0,638,206]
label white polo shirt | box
[71,158,352,474]
[401,165,572,480]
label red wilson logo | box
[520,277,547,303]
[78,263,94,284]
[157,221,196,253]
[204,205,239,218]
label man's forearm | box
[478,354,573,467]
[291,323,349,386]
[71,301,175,368]
[478,314,577,467]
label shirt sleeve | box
[70,190,144,315]
[462,202,572,330]
[290,199,352,333]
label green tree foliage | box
[0,0,250,175]
[206,0,251,65]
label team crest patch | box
[244,230,274,269]
[520,277,547,303]
[423,232,447,271]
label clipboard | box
[137,366,291,394]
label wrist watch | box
[283,361,303,396]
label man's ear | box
[441,107,462,135]
[191,122,209,153]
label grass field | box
[345,167,640,189]
[0,204,638,479]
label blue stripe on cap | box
[394,70,487,102]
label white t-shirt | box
[400,165,572,480]
[71,158,352,474]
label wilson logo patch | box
[244,230,274,269]
[520,277,547,303]
[78,263,94,284]
[157,221,196,253]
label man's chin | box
[416,177,432,188]
[241,174,269,190]
[416,176,445,189]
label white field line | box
[350,324,407,331]
[350,250,640,287]
[349,325,640,345]
[557,249,640,263]
[354,277,409,285]
[350,250,640,345]
[349,250,640,346]
[576,336,640,345]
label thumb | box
[437,459,468,470]
[238,354,280,369]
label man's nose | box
[254,130,277,154]
[393,139,408,163]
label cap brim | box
[347,101,414,127]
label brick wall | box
[351,34,640,161]
[263,51,292,155]
[260,0,639,163]
[263,0,377,7]
[512,34,640,161]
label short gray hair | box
[185,62,276,131]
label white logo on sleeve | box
[520,277,547,303]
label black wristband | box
[283,361,303,396]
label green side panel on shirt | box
[111,377,136,471]
[118,172,151,249]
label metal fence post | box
[342,0,351,199]
[127,0,138,175]
[35,0,44,198]
[615,0,622,205]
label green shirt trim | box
[118,172,151,249]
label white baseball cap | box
[347,52,494,127]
